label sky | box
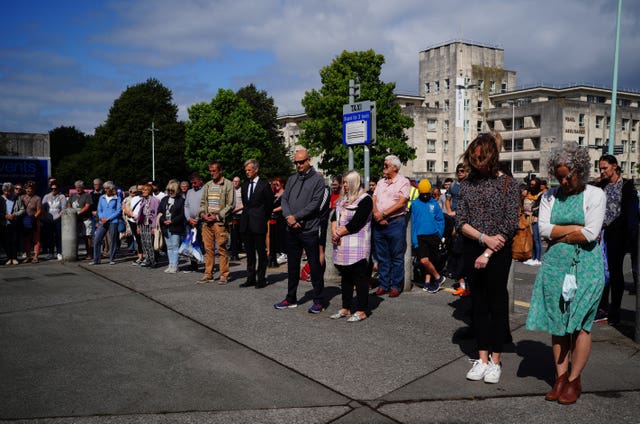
[1,0,639,135]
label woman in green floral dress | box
[526,141,606,404]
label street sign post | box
[343,101,373,146]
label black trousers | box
[463,239,512,353]
[336,259,369,313]
[243,231,268,284]
[600,231,626,323]
[286,229,324,304]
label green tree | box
[91,78,186,186]
[236,84,293,178]
[185,88,271,179]
[300,50,415,177]
[49,126,88,178]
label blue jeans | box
[532,222,542,261]
[93,221,119,263]
[165,230,181,266]
[373,218,406,291]
[286,229,324,304]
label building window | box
[596,116,603,129]
[427,119,437,132]
[578,136,584,147]
[595,137,602,146]
[443,140,449,152]
[632,162,636,175]
[618,98,631,107]
[435,80,440,92]
[515,117,524,130]
[622,119,629,131]
[501,82,507,93]
[514,160,523,173]
[594,160,599,172]
[477,100,483,111]
[622,140,628,153]
[579,114,585,127]
[633,120,639,132]
[464,99,470,111]
[443,161,449,173]
[443,120,449,132]
[606,117,611,129]
[425,82,430,94]
[621,161,627,172]
[489,81,496,93]
[444,100,449,111]
[477,120,483,132]
[426,139,436,153]
[477,80,484,90]
[426,160,436,172]
[434,101,440,109]
[631,140,637,153]
[444,78,450,90]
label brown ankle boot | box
[558,375,582,404]
[545,372,568,401]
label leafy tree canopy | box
[89,78,186,187]
[185,87,291,180]
[49,126,88,182]
[300,50,415,178]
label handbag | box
[512,213,533,261]
[153,213,165,250]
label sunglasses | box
[293,159,308,165]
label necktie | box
[249,180,254,200]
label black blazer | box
[239,178,274,234]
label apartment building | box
[278,40,640,182]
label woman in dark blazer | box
[239,159,274,288]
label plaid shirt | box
[333,192,372,266]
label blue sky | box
[1,0,639,135]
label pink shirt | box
[373,174,411,218]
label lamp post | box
[511,100,515,175]
[147,121,159,181]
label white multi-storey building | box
[278,40,640,182]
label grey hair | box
[547,141,591,184]
[384,155,402,169]
[103,181,115,190]
[93,178,102,185]
[74,180,84,187]
[2,182,13,192]
[244,159,259,170]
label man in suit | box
[239,159,274,288]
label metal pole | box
[636,224,640,343]
[364,145,370,187]
[511,102,515,175]
[147,121,158,181]
[608,0,622,155]
[348,80,355,171]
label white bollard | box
[61,208,78,261]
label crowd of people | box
[1,137,638,404]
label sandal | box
[32,257,39,263]
[330,310,350,320]
[347,312,367,322]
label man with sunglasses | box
[275,149,327,313]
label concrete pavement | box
[1,255,639,423]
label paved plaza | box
[1,254,639,423]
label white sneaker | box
[533,259,542,266]
[523,259,533,265]
[466,360,489,381]
[56,254,63,261]
[484,360,502,384]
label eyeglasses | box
[293,158,308,165]
[456,169,465,173]
[383,164,390,169]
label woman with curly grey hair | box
[526,141,606,404]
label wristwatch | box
[483,252,491,258]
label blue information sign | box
[343,101,372,145]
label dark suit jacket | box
[239,177,274,234]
